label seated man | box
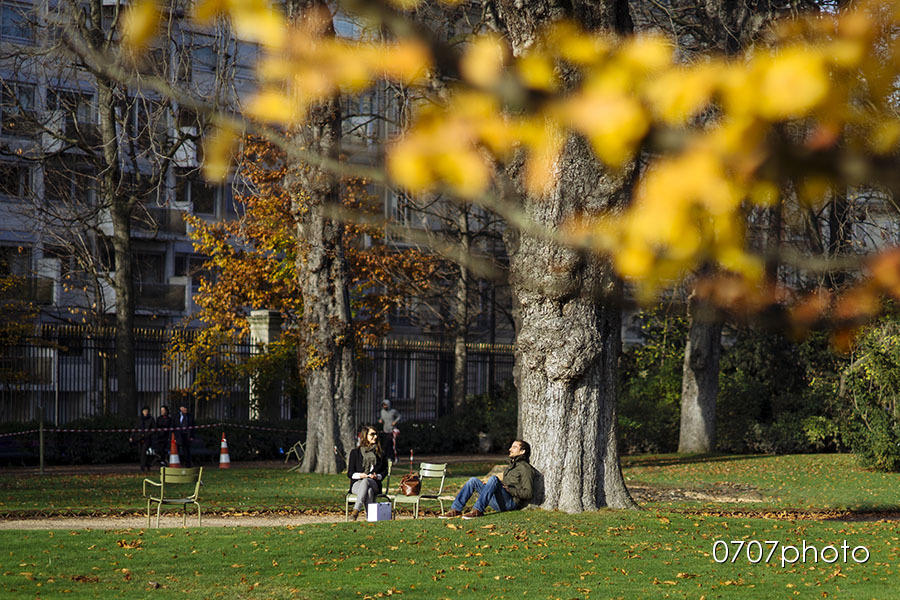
[441,439,533,519]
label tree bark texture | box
[288,7,355,472]
[452,209,470,412]
[493,0,637,511]
[96,71,137,418]
[678,294,723,453]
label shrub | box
[838,316,900,471]
[618,307,686,453]
[399,381,518,455]
[717,329,845,454]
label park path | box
[0,513,364,530]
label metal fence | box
[0,325,251,425]
[355,340,515,425]
[0,326,515,426]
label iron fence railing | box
[0,326,515,427]
[355,340,515,425]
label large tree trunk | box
[678,293,722,453]
[496,0,637,512]
[292,3,354,474]
[508,139,637,511]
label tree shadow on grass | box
[622,453,775,469]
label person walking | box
[176,403,195,467]
[154,405,172,466]
[377,399,401,462]
[440,440,534,519]
[346,426,389,521]
[129,406,156,472]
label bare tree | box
[0,0,247,416]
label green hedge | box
[838,315,900,471]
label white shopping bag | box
[366,502,392,522]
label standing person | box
[346,426,389,521]
[440,440,533,519]
[377,399,401,462]
[176,403,195,467]
[154,405,172,466]
[128,406,156,472]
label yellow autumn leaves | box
[119,0,900,304]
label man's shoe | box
[462,509,483,519]
[439,509,462,518]
[349,509,360,521]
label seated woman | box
[347,426,389,520]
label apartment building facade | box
[0,2,516,424]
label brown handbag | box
[399,472,420,496]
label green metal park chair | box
[142,466,204,528]
[345,460,392,520]
[390,462,453,518]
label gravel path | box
[0,513,357,530]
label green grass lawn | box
[1,454,899,598]
[0,510,897,599]
[623,453,900,511]
[0,462,498,517]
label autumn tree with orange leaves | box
[170,135,438,455]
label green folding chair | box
[390,462,453,518]
[345,460,392,520]
[143,466,203,528]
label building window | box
[46,89,98,144]
[0,2,34,43]
[128,97,168,151]
[0,162,29,199]
[0,245,30,276]
[174,167,234,219]
[190,34,219,75]
[0,80,36,137]
[43,158,95,206]
[234,41,259,80]
[43,244,76,279]
[134,252,165,285]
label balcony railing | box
[135,207,186,235]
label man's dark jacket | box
[502,456,534,507]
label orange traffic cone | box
[168,433,181,468]
[219,432,231,469]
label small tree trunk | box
[452,209,470,412]
[678,293,722,453]
[97,73,136,419]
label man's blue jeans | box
[451,476,518,513]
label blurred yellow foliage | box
[203,126,239,182]
[461,35,508,88]
[159,0,900,323]
[120,0,161,52]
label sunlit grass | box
[623,453,900,511]
[0,509,896,599]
